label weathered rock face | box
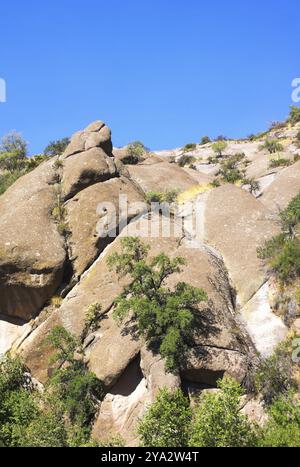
[126,157,201,193]
[200,184,279,306]
[66,177,146,277]
[0,159,66,320]
[61,147,117,201]
[63,121,113,159]
[260,160,300,212]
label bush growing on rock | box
[182,143,197,153]
[259,138,284,154]
[255,338,297,405]
[288,105,300,125]
[125,141,148,164]
[212,140,227,157]
[258,193,300,283]
[107,237,207,371]
[269,157,291,169]
[146,189,179,204]
[200,136,211,145]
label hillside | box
[0,113,300,447]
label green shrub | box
[138,388,192,447]
[261,392,300,446]
[269,157,291,168]
[182,143,197,153]
[107,237,207,371]
[270,240,300,283]
[212,140,227,157]
[178,154,196,167]
[288,105,300,125]
[260,138,284,154]
[189,377,258,447]
[82,302,102,340]
[217,153,246,183]
[126,141,148,164]
[257,193,300,283]
[255,338,297,404]
[44,138,70,157]
[146,190,179,204]
[200,136,211,145]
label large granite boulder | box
[0,159,66,320]
[63,121,113,158]
[199,184,279,305]
[260,160,300,212]
[126,157,201,193]
[66,176,146,277]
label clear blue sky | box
[0,0,299,153]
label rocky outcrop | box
[66,177,146,277]
[125,156,201,193]
[61,147,117,201]
[260,160,300,212]
[63,121,113,159]
[0,158,66,320]
[200,184,279,305]
[2,118,297,446]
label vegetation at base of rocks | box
[189,377,259,447]
[44,137,70,157]
[259,392,300,447]
[0,328,105,447]
[124,141,148,164]
[178,154,197,168]
[138,375,300,447]
[182,143,197,153]
[138,388,192,447]
[0,132,50,195]
[269,157,292,169]
[145,189,179,204]
[288,105,300,126]
[107,237,207,372]
[212,140,227,157]
[138,377,258,447]
[258,192,300,283]
[259,138,284,154]
[255,337,298,405]
[200,136,211,145]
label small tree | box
[138,388,192,447]
[44,138,70,157]
[200,136,211,145]
[107,237,207,371]
[212,140,227,157]
[0,131,27,172]
[189,377,258,447]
